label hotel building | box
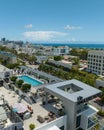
[87,50,104,75]
[35,79,101,130]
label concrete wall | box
[62,99,76,130]
[44,88,77,130]
[80,114,88,130]
[34,116,67,130]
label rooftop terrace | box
[0,86,63,130]
[45,79,101,103]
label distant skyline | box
[0,0,104,43]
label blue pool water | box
[18,75,43,87]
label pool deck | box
[18,74,44,86]
[0,87,56,130]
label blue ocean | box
[33,43,104,49]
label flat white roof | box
[45,79,101,102]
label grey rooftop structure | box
[45,79,101,103]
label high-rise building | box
[87,50,104,75]
[38,79,101,130]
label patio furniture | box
[37,115,45,123]
[23,112,31,120]
[44,116,49,120]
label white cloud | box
[23,31,67,41]
[64,25,82,30]
[24,24,33,29]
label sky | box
[0,0,104,43]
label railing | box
[77,104,89,114]
[87,116,98,129]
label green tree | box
[28,56,37,64]
[72,57,79,65]
[21,83,31,92]
[54,56,63,61]
[16,79,24,88]
[10,76,17,83]
[70,48,78,56]
[6,63,19,69]
[79,49,88,60]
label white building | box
[48,59,72,70]
[87,50,104,75]
[36,56,48,64]
[52,46,69,56]
[0,64,13,79]
[6,42,20,52]
[41,79,101,130]
[21,44,36,55]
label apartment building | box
[87,50,104,75]
[7,42,20,51]
[36,79,101,130]
[0,51,17,64]
[21,44,36,55]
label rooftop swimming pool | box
[18,75,43,87]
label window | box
[76,115,81,128]
[99,56,101,59]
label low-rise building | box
[48,59,72,70]
[36,56,48,64]
[52,46,69,56]
[21,44,36,55]
[0,51,17,64]
[7,42,20,51]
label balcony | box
[77,104,89,114]
[87,116,98,129]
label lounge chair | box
[37,115,45,123]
